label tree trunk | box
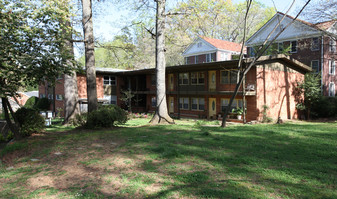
[64,71,80,124]
[81,0,98,113]
[150,0,174,124]
[63,15,80,124]
[1,97,20,139]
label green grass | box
[0,119,336,198]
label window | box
[311,37,319,51]
[329,82,335,97]
[40,94,46,98]
[221,99,229,112]
[311,60,319,73]
[329,59,335,75]
[197,42,202,48]
[198,72,205,84]
[191,72,198,84]
[290,41,297,53]
[179,73,189,85]
[179,98,189,110]
[220,70,238,84]
[151,75,156,86]
[278,42,284,53]
[191,98,204,111]
[184,57,188,65]
[195,55,198,64]
[48,94,53,100]
[190,72,205,85]
[103,95,117,104]
[56,95,63,101]
[329,38,336,52]
[249,47,257,57]
[221,98,246,112]
[103,76,116,85]
[151,97,156,107]
[206,53,215,63]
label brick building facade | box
[39,55,310,122]
[247,12,337,97]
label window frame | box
[290,41,297,53]
[329,82,335,97]
[103,76,116,86]
[329,38,336,52]
[221,98,246,112]
[329,59,335,75]
[191,98,205,111]
[190,72,205,85]
[278,42,284,53]
[311,60,319,73]
[220,70,238,84]
[179,97,189,110]
[179,73,189,85]
[311,37,319,51]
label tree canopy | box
[0,0,77,98]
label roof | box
[96,67,129,73]
[315,20,337,30]
[199,36,242,52]
[17,91,39,98]
[114,55,311,75]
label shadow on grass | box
[1,122,336,198]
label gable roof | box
[246,12,334,45]
[199,36,242,52]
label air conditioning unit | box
[246,84,255,91]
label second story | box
[182,36,243,64]
[246,12,337,73]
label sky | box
[75,0,313,57]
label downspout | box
[321,35,324,94]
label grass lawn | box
[0,119,336,198]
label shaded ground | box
[0,119,336,198]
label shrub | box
[311,96,337,118]
[35,97,50,111]
[14,107,45,137]
[24,96,39,109]
[262,105,273,123]
[70,113,87,127]
[86,105,128,128]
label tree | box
[300,0,337,23]
[296,73,321,119]
[221,0,311,127]
[150,0,174,124]
[0,0,76,137]
[81,0,98,113]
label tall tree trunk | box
[1,97,20,139]
[150,0,174,124]
[81,0,98,113]
[63,14,80,124]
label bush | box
[86,105,128,128]
[311,96,337,118]
[14,107,45,137]
[24,96,39,109]
[70,113,88,127]
[35,97,50,111]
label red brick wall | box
[77,74,104,99]
[255,63,304,121]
